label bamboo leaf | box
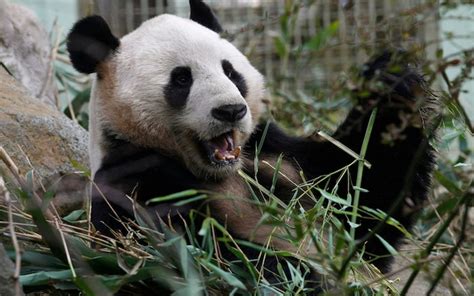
[317,188,350,206]
[147,189,199,205]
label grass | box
[0,118,472,295]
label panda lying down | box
[67,0,436,286]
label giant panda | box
[67,0,436,290]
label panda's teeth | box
[233,146,241,158]
[214,149,225,161]
[209,132,240,163]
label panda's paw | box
[357,49,427,105]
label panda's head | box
[67,0,265,178]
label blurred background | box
[11,0,473,130]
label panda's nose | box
[212,104,247,122]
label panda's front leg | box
[90,143,204,236]
[251,51,437,271]
[330,51,437,270]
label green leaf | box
[273,36,288,58]
[317,188,350,206]
[279,14,289,41]
[347,221,360,229]
[198,217,211,237]
[63,209,86,223]
[147,189,199,204]
[205,263,246,290]
[362,206,410,237]
[375,234,398,256]
[434,170,462,195]
[270,153,284,194]
[178,237,189,278]
[302,21,339,51]
[9,250,66,269]
[424,197,459,220]
[64,88,91,120]
[352,186,369,193]
[257,120,271,157]
[173,194,207,206]
[71,159,91,177]
[436,48,444,59]
[20,270,75,286]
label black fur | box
[222,60,248,98]
[189,0,223,33]
[164,66,194,108]
[91,133,202,234]
[361,50,424,98]
[67,15,119,74]
[247,52,435,270]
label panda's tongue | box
[209,132,241,161]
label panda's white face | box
[94,15,265,178]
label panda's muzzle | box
[202,130,241,165]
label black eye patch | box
[164,66,193,108]
[222,60,248,98]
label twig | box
[0,149,111,295]
[16,144,46,192]
[427,194,470,288]
[54,218,77,279]
[0,147,20,177]
[0,177,22,296]
[439,59,474,134]
[317,131,372,169]
[399,185,472,295]
[56,74,78,123]
[0,147,55,220]
[442,47,474,60]
[0,62,14,76]
[39,20,62,101]
[363,255,445,287]
[426,202,470,295]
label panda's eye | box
[170,67,192,87]
[222,60,234,79]
[175,74,191,86]
[225,67,233,78]
[221,59,248,98]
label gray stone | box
[0,242,23,296]
[0,0,56,106]
[0,67,89,214]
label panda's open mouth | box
[201,130,241,165]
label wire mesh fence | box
[93,0,438,88]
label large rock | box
[0,0,56,106]
[0,67,89,214]
[0,242,23,296]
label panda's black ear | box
[67,15,120,74]
[189,0,223,33]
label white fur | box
[114,15,264,138]
[88,78,102,176]
[90,14,265,177]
